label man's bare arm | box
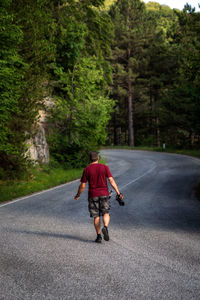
[74,182,86,200]
[108,177,121,195]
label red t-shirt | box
[81,163,113,198]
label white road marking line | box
[119,165,156,190]
[0,179,80,209]
[0,164,156,209]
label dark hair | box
[89,151,99,162]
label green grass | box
[102,145,200,159]
[1,148,200,204]
[0,157,106,203]
[0,166,83,203]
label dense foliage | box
[0,0,27,178]
[0,0,200,178]
[108,0,200,148]
[0,0,114,177]
[47,1,114,167]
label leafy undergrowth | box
[0,166,82,203]
[0,157,106,203]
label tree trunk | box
[190,131,195,146]
[156,117,160,147]
[149,86,153,146]
[114,127,122,145]
[128,81,134,146]
[127,2,134,147]
[154,89,160,147]
[127,42,134,146]
[114,113,121,145]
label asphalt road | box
[1,149,200,300]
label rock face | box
[27,125,49,164]
[27,97,52,164]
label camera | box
[116,193,125,206]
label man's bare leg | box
[102,214,110,241]
[103,213,110,227]
[94,217,101,234]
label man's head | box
[90,151,99,162]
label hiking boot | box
[102,226,109,241]
[95,235,102,243]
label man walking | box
[74,151,123,243]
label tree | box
[161,4,200,147]
[47,0,114,166]
[142,3,179,147]
[48,57,113,166]
[0,0,27,178]
[109,0,152,146]
[0,0,56,178]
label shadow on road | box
[6,228,94,244]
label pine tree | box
[142,4,179,147]
[110,0,150,146]
[161,5,200,147]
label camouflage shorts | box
[88,196,110,218]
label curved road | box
[1,150,200,299]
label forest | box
[0,0,200,179]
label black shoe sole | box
[95,236,102,243]
[95,239,102,243]
[102,227,109,241]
